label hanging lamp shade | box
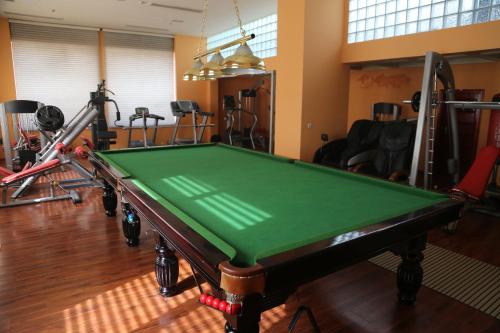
[221,42,266,76]
[183,58,204,81]
[198,51,225,80]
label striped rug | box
[369,244,500,319]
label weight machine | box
[0,100,48,171]
[407,51,500,190]
[9,83,121,201]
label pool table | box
[89,143,463,333]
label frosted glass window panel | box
[349,22,357,33]
[348,0,499,43]
[208,14,277,58]
[356,31,366,42]
[11,23,99,124]
[367,17,376,29]
[386,13,396,25]
[446,0,459,14]
[444,14,458,27]
[460,11,474,24]
[406,21,418,33]
[462,0,474,11]
[420,5,432,19]
[367,5,376,17]
[376,3,386,15]
[396,11,407,23]
[475,8,491,22]
[477,0,492,8]
[396,23,407,34]
[431,16,444,29]
[376,15,386,27]
[432,2,445,17]
[387,1,397,13]
[418,19,431,31]
[408,8,419,21]
[385,25,396,37]
[348,33,356,43]
[357,20,366,31]
[397,0,408,10]
[375,27,385,38]
[492,5,500,19]
[408,0,420,8]
[358,7,367,20]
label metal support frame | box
[409,52,458,189]
[12,104,100,198]
[409,51,500,190]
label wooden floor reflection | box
[0,179,499,332]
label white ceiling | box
[0,0,277,36]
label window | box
[348,0,500,43]
[104,32,175,127]
[10,23,99,125]
[207,14,277,59]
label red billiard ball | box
[199,294,207,304]
[219,300,228,312]
[212,298,220,309]
[206,295,214,306]
[231,303,241,315]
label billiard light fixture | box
[183,0,266,81]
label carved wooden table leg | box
[102,181,117,217]
[155,235,179,297]
[121,203,141,247]
[396,235,426,304]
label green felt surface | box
[97,144,448,267]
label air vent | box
[125,24,169,32]
[3,11,64,20]
[149,2,202,13]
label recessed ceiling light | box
[171,19,184,23]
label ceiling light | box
[198,52,224,80]
[221,41,266,76]
[183,58,203,81]
[183,0,266,81]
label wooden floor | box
[0,186,499,333]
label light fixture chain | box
[231,0,246,37]
[198,0,209,53]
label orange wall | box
[0,17,16,159]
[342,20,500,64]
[274,0,349,161]
[347,62,500,152]
[274,0,306,159]
[300,0,349,161]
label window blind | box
[104,32,175,127]
[10,23,99,126]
